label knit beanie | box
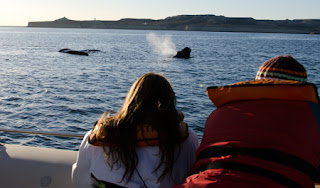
[255,55,307,82]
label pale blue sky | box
[0,0,319,26]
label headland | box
[28,15,320,34]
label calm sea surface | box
[0,27,320,150]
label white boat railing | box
[0,128,84,138]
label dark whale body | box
[174,47,191,59]
[59,49,101,56]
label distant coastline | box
[28,15,320,34]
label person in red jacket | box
[174,55,320,188]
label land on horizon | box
[28,14,320,34]
[2,1,320,27]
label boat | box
[0,128,81,188]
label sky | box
[0,0,319,26]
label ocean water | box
[0,27,320,150]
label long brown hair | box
[96,72,182,183]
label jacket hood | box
[207,79,319,108]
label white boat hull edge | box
[0,144,77,188]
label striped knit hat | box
[256,55,307,82]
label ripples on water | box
[0,27,320,150]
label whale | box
[174,47,191,59]
[59,49,101,56]
[59,49,88,56]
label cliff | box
[28,15,320,34]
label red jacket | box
[175,80,320,188]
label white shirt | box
[72,128,199,188]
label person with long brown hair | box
[72,72,199,188]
